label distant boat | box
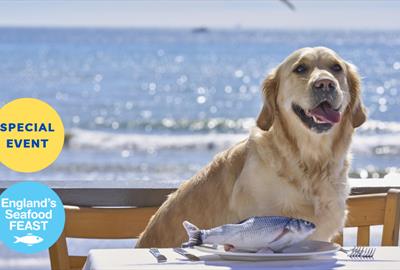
[192,27,209,34]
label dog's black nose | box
[313,79,336,92]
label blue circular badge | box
[0,181,65,254]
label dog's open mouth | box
[292,101,341,133]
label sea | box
[0,27,399,268]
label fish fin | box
[14,236,21,243]
[223,244,235,251]
[181,220,203,247]
[237,217,249,224]
[237,216,257,224]
[270,228,289,243]
[268,228,291,252]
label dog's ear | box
[256,69,279,131]
[346,63,367,128]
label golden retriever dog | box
[136,47,366,248]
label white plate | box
[194,240,340,261]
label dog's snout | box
[313,79,336,92]
[311,77,341,108]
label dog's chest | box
[232,172,324,217]
[230,154,347,240]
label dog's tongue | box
[310,102,341,124]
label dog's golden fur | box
[136,47,366,248]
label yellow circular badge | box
[0,98,64,173]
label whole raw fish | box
[182,216,316,252]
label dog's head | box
[257,47,366,134]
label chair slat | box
[48,230,70,270]
[65,206,159,239]
[382,189,400,246]
[357,226,370,246]
[346,194,386,227]
[69,256,87,270]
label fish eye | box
[293,64,308,74]
[304,221,310,225]
[331,63,342,72]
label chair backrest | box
[334,189,400,246]
[48,206,159,270]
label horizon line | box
[0,24,400,32]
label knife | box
[149,248,167,263]
[173,247,200,261]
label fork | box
[340,246,376,258]
[149,248,167,263]
[173,247,201,261]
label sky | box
[0,0,400,30]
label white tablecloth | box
[83,247,400,270]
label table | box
[83,247,400,270]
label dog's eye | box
[293,64,307,74]
[331,64,343,72]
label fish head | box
[287,218,316,236]
[269,218,316,252]
[36,236,44,243]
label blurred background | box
[0,1,399,268]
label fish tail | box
[181,220,203,247]
[14,236,21,243]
